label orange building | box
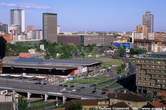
[19,53,32,58]
[136,25,143,33]
[136,25,148,37]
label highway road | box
[0,78,106,99]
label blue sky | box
[0,0,165,32]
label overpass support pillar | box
[12,90,16,110]
[27,92,31,100]
[44,94,48,102]
[62,96,66,104]
[56,97,59,106]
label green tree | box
[117,63,126,74]
[130,48,147,55]
[117,46,126,57]
[6,42,40,56]
[18,97,28,110]
[145,93,153,101]
[6,40,99,59]
[65,100,82,110]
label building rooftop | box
[110,102,132,109]
[3,57,101,67]
[108,92,146,102]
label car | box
[34,81,47,85]
[64,85,68,87]
[70,85,74,88]
[40,81,47,85]
[92,90,96,93]
[90,84,96,87]
[72,89,76,92]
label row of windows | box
[138,82,166,89]
[157,79,166,83]
[138,70,166,75]
[140,65,165,69]
[137,77,166,82]
[137,74,166,80]
[137,71,166,78]
[134,59,166,64]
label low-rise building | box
[108,91,147,108]
[81,99,110,110]
[65,98,146,110]
[57,35,114,46]
[132,32,166,52]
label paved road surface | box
[0,78,106,99]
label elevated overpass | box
[0,78,105,103]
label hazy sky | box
[0,0,165,32]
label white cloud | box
[0,2,51,10]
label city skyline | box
[0,0,166,32]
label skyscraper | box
[43,13,58,42]
[10,9,25,33]
[142,11,154,33]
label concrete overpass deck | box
[0,78,106,102]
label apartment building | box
[132,52,166,96]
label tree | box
[130,48,147,55]
[117,47,126,57]
[145,93,154,101]
[18,97,28,110]
[65,100,82,110]
[117,63,126,74]
[6,42,40,56]
[6,41,99,59]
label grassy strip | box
[95,57,123,68]
[65,75,123,90]
[65,76,110,85]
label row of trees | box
[6,42,40,56]
[116,46,147,57]
[6,40,147,59]
[6,41,97,59]
[130,48,147,55]
[41,41,97,59]
[18,96,83,110]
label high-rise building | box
[43,13,58,42]
[142,11,154,33]
[10,9,25,33]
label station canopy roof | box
[3,57,101,68]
